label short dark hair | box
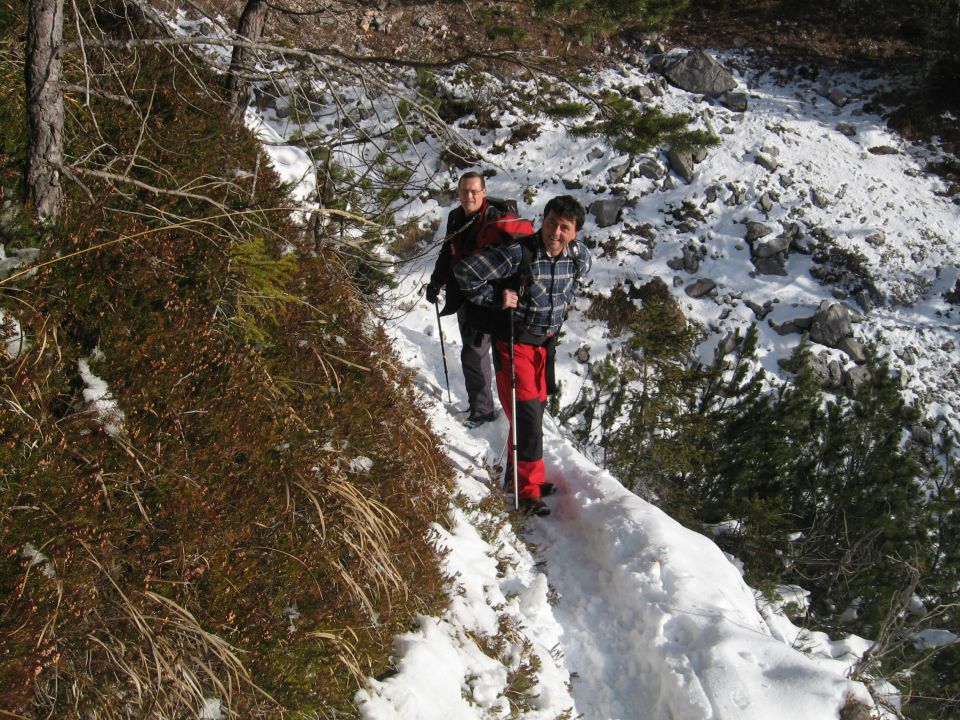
[544,195,585,231]
[458,171,486,189]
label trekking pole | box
[509,311,519,511]
[435,300,452,403]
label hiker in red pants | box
[454,195,591,516]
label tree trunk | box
[25,0,65,222]
[225,0,269,121]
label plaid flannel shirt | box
[454,232,591,338]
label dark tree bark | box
[225,0,269,121]
[25,0,65,222]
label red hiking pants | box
[494,340,548,500]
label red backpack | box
[474,197,535,252]
[441,197,534,316]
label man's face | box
[541,210,578,257]
[458,177,486,215]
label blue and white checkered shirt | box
[454,232,591,338]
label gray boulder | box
[716,332,740,358]
[635,156,665,180]
[667,242,702,274]
[752,255,788,276]
[608,160,631,184]
[845,365,871,392]
[668,147,696,183]
[810,301,854,347]
[685,278,717,298]
[744,299,773,320]
[752,233,792,259]
[805,353,845,390]
[836,123,857,137]
[836,336,867,364]
[663,50,738,97]
[744,221,774,243]
[589,198,625,228]
[769,313,812,335]
[721,91,749,112]
[810,187,832,208]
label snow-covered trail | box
[376,257,873,720]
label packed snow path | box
[360,282,873,720]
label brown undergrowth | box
[1,6,450,717]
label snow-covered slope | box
[238,31,960,717]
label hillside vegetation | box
[1,3,450,716]
[2,0,958,717]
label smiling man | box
[454,195,591,516]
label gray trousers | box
[457,305,495,416]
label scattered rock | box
[716,332,740,357]
[836,336,867,364]
[668,147,696,183]
[810,300,854,347]
[836,122,857,137]
[810,187,832,208]
[827,88,849,107]
[575,346,591,363]
[744,299,773,320]
[755,153,779,172]
[791,234,817,254]
[608,159,632,184]
[635,156,664,180]
[803,352,845,390]
[752,233,792,259]
[589,198,626,228]
[662,49,738,97]
[744,221,774,243]
[667,242,704,274]
[845,365,871,391]
[854,289,875,312]
[684,278,717,298]
[770,318,805,336]
[720,91,749,112]
[726,183,747,206]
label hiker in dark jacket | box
[454,195,591,516]
[425,171,510,427]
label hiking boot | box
[519,497,551,517]
[540,482,557,497]
[464,410,497,429]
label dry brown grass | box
[0,6,453,716]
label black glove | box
[425,282,440,304]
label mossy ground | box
[1,5,451,717]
